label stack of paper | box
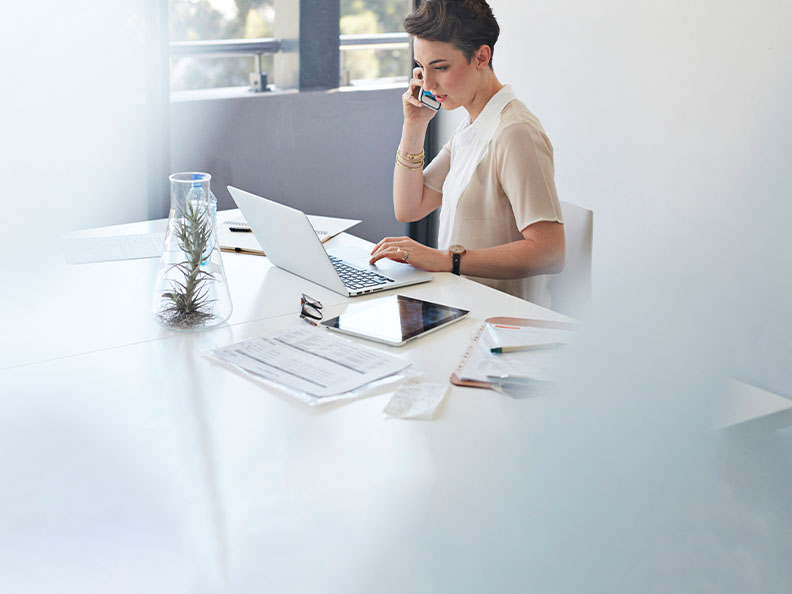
[209,326,410,405]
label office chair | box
[547,201,593,319]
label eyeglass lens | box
[301,294,323,320]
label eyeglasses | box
[300,293,323,326]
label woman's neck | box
[465,71,504,122]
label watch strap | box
[452,253,461,275]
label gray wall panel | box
[170,87,407,243]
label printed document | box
[211,327,410,399]
[61,232,165,264]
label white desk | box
[1,218,789,593]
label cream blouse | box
[423,85,563,306]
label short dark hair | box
[405,0,500,67]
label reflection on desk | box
[2,217,789,593]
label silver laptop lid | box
[228,186,433,296]
[228,186,347,294]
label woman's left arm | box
[369,220,564,278]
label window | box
[340,0,413,86]
[169,0,411,92]
[169,0,275,91]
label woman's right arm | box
[393,68,443,223]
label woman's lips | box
[435,94,447,103]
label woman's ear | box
[474,44,492,70]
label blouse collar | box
[469,84,516,141]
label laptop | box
[228,186,434,297]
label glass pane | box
[169,0,275,91]
[171,54,274,91]
[341,47,411,86]
[340,0,412,33]
[170,0,275,41]
[341,0,413,85]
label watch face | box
[449,244,466,255]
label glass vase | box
[152,172,233,331]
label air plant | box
[157,201,217,328]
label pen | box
[485,374,552,396]
[486,374,546,384]
[490,342,566,354]
[229,226,252,233]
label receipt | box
[384,382,448,420]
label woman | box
[369,0,565,305]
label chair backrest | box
[547,201,593,319]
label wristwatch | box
[448,244,466,275]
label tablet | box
[321,295,469,346]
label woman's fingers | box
[403,68,437,121]
[369,246,403,265]
[403,92,423,108]
[371,237,392,253]
[405,70,425,106]
[371,236,409,254]
[404,81,424,107]
[369,238,412,265]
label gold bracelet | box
[397,146,425,162]
[396,157,423,169]
[398,146,424,159]
[396,152,424,169]
[395,157,423,170]
[396,152,424,167]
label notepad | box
[451,317,580,389]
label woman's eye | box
[436,66,448,71]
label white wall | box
[431,3,792,591]
[1,0,152,317]
[442,0,791,305]
[438,0,792,388]
[2,1,150,234]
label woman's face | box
[413,38,481,111]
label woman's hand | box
[369,236,450,272]
[403,67,438,126]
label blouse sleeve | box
[421,135,453,194]
[494,122,563,230]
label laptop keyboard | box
[329,255,395,290]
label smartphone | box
[419,88,441,111]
